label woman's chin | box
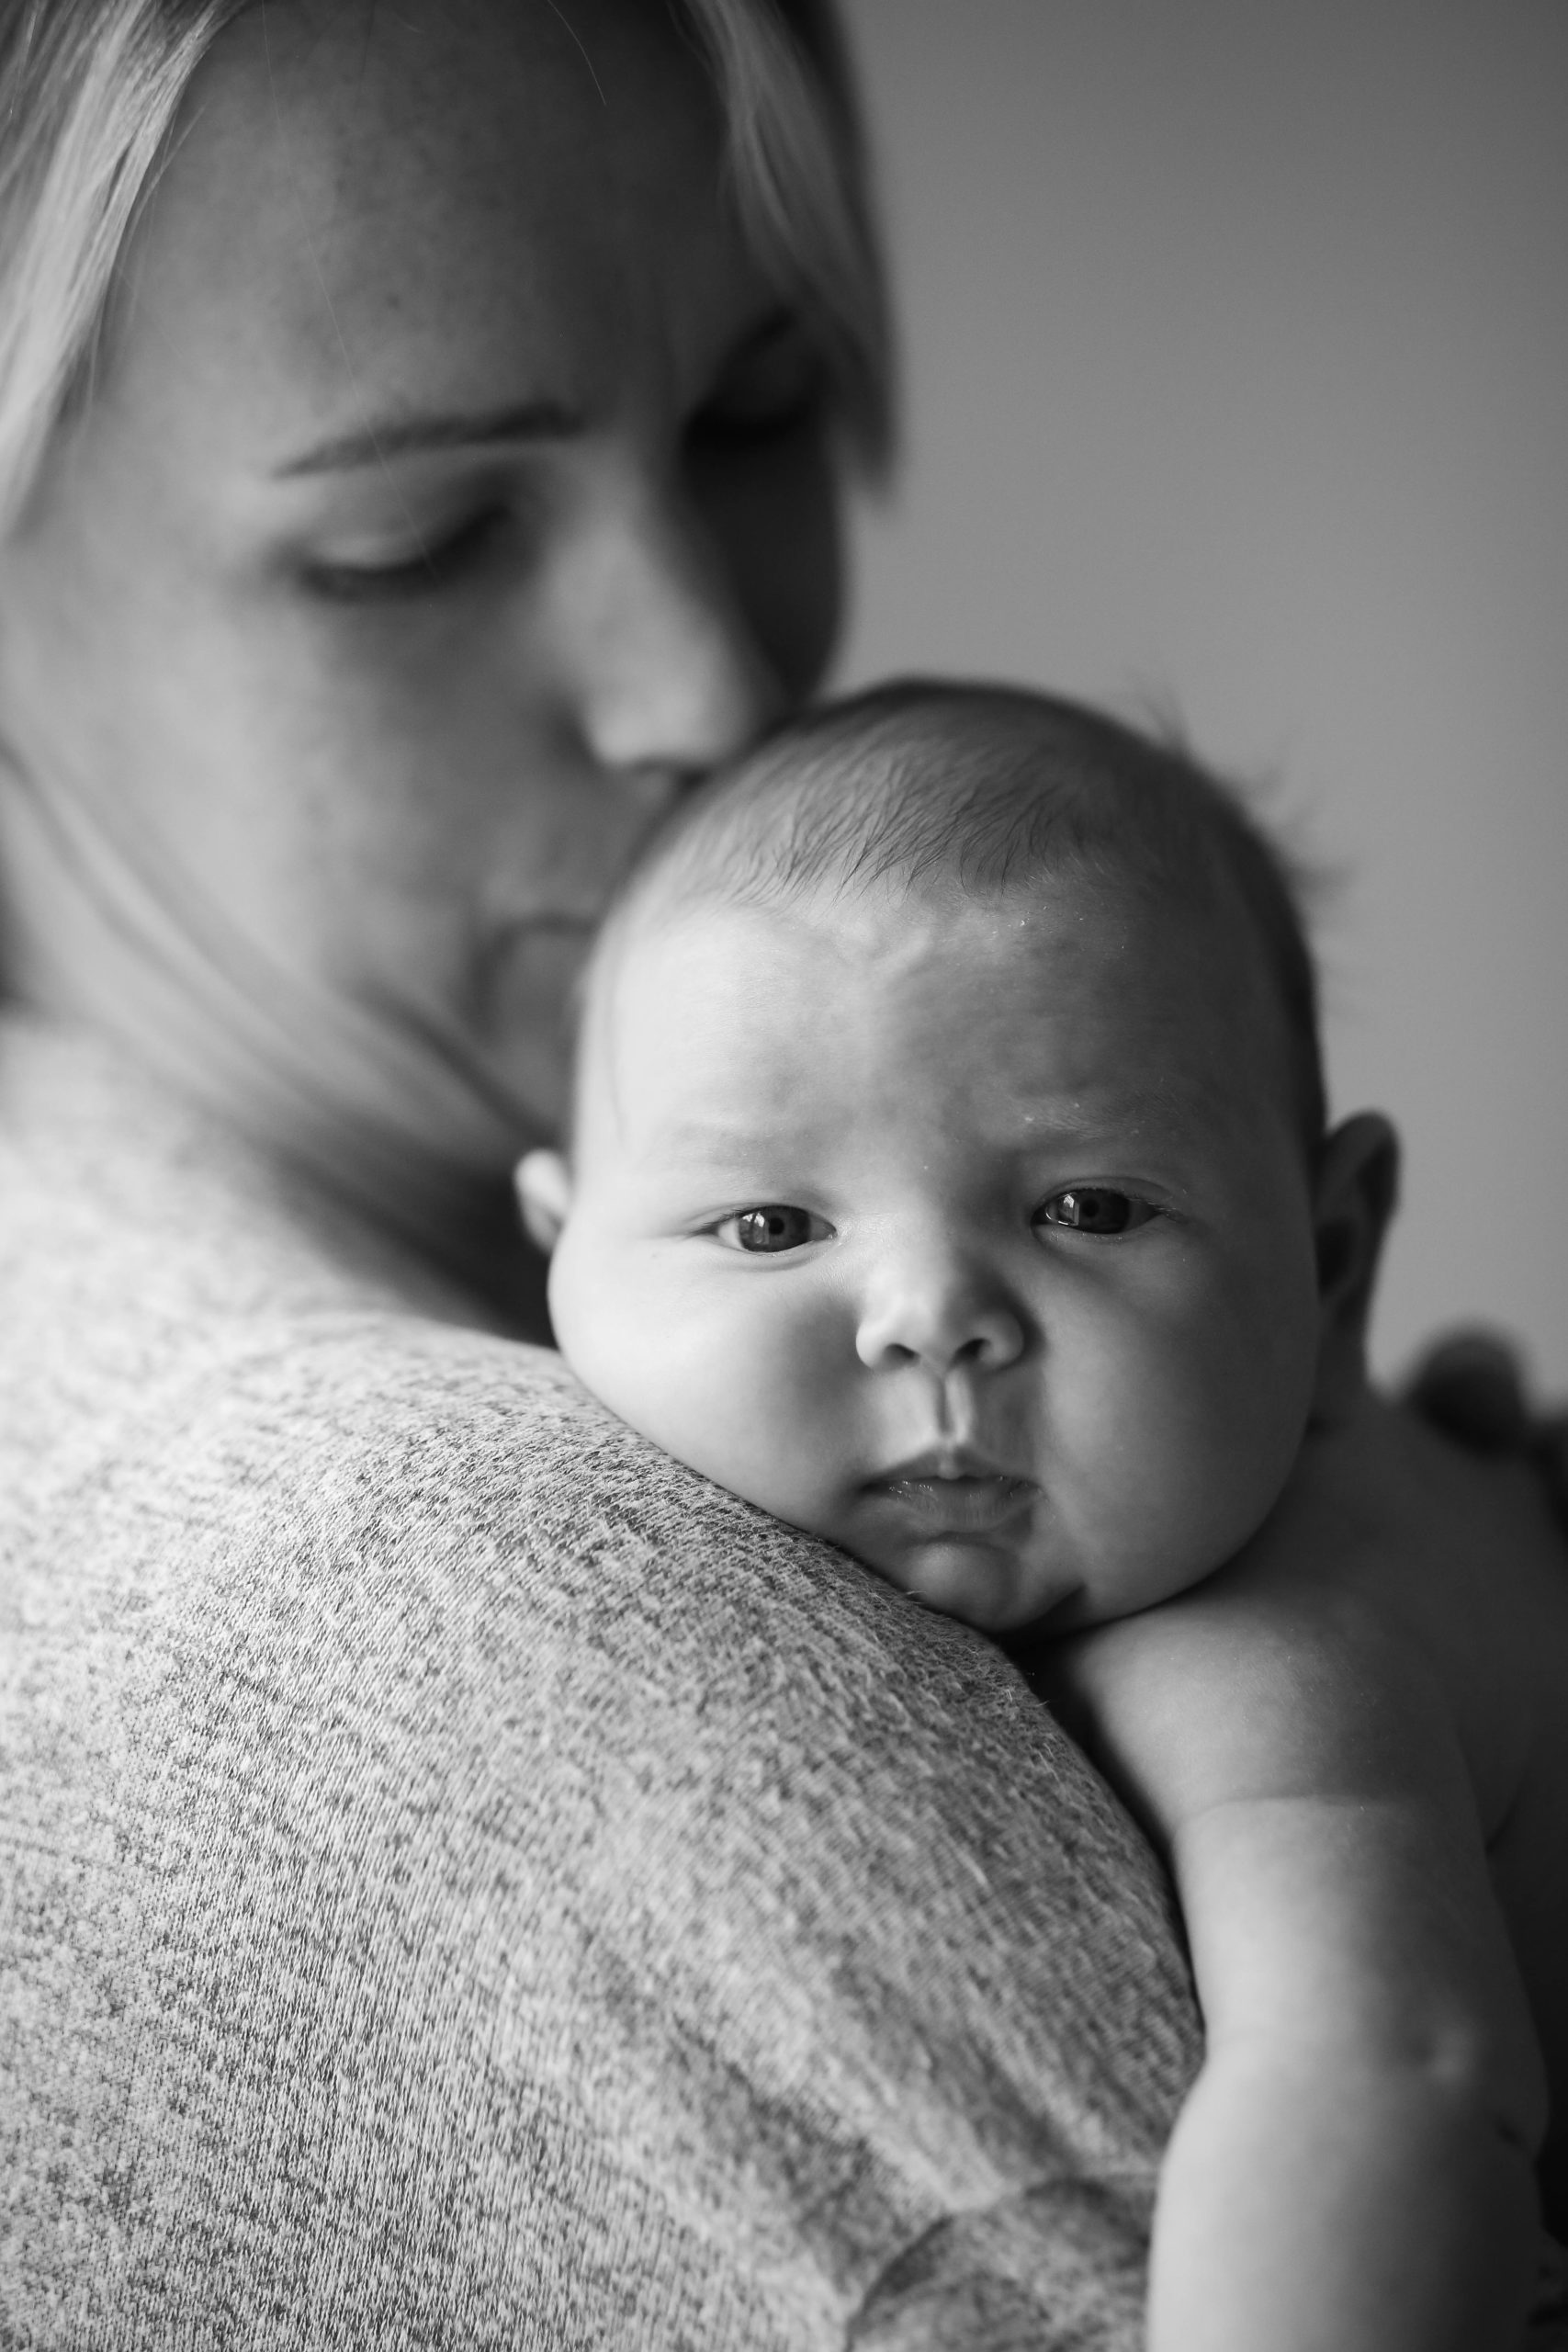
[475,917,596,1133]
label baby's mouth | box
[872,1450,1035,1536]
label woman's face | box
[0,0,842,1193]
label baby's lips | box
[874,1441,1022,1486]
[872,1464,1036,1538]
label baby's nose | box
[854,1261,1026,1376]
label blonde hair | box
[0,0,893,537]
[680,0,892,472]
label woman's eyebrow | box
[273,398,585,479]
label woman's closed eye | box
[710,1204,834,1255]
[304,502,512,603]
[1033,1186,1159,1238]
[686,315,829,458]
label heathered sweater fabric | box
[0,1012,1211,2347]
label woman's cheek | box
[688,428,843,706]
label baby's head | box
[521,682,1397,1634]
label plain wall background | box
[835,0,1568,1390]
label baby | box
[519,681,1567,2352]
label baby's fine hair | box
[608,678,1329,1149]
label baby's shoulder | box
[1055,1412,1568,1851]
[1049,1547,1420,1823]
[1339,1419,1568,1844]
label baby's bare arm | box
[1055,1552,1547,2352]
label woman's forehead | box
[208,0,721,214]
[97,0,743,466]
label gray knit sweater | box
[1,1012,1204,2348]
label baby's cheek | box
[651,1291,858,1527]
[1173,1299,1318,1551]
[1053,1269,1315,1599]
[552,1239,854,1525]
[546,1227,682,1439]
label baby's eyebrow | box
[647,1113,786,1161]
[1011,1069,1246,1136]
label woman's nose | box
[560,489,783,783]
[854,1254,1027,1377]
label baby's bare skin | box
[1038,1397,1566,2347]
[1339,1410,1568,2226]
[524,684,1567,2350]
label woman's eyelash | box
[306,505,509,602]
[686,375,828,456]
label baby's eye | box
[713,1204,833,1255]
[1033,1187,1158,1238]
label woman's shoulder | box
[0,1016,709,1611]
[6,1282,1194,2346]
[0,1009,489,1329]
[1,1017,1198,2345]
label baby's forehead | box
[574,686,1325,1160]
[603,842,1267,990]
[583,856,1293,1121]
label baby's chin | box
[862,1532,1079,1635]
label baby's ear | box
[1309,1111,1401,1426]
[515,1149,574,1255]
